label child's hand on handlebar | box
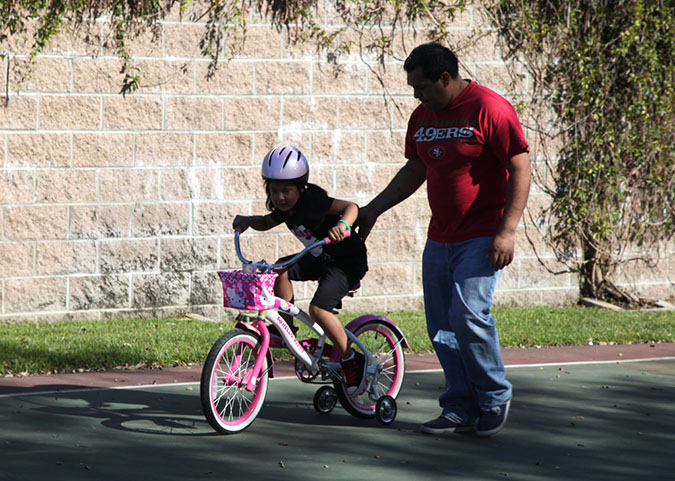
[328,224,348,243]
[232,215,250,232]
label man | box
[359,42,531,437]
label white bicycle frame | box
[233,230,379,393]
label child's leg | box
[308,304,352,359]
[273,269,296,327]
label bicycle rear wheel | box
[200,329,269,434]
[335,321,406,418]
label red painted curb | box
[2,343,674,396]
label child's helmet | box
[261,145,309,184]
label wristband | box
[337,219,352,232]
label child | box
[232,145,369,395]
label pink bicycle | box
[200,229,408,434]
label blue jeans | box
[422,237,512,424]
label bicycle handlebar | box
[233,228,351,273]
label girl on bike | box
[232,145,369,395]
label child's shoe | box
[340,351,367,396]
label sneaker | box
[420,416,476,434]
[476,398,511,437]
[340,351,367,396]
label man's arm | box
[488,151,532,270]
[358,157,427,240]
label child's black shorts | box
[279,253,367,313]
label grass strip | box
[1,306,672,376]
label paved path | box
[1,349,674,481]
[2,342,674,396]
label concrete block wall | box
[1,2,672,322]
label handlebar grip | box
[322,229,351,246]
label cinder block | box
[313,61,368,95]
[164,22,207,58]
[99,239,159,274]
[193,201,245,236]
[69,274,131,310]
[7,133,71,168]
[0,170,36,204]
[225,97,281,130]
[4,277,67,313]
[166,96,223,130]
[103,96,163,130]
[160,167,222,200]
[130,202,190,237]
[334,164,392,197]
[0,96,37,129]
[100,169,159,202]
[222,167,264,199]
[134,59,195,94]
[136,133,194,166]
[339,97,391,129]
[238,25,282,58]
[12,57,71,93]
[73,133,134,167]
[195,133,254,166]
[283,97,339,130]
[0,242,34,277]
[36,170,98,203]
[131,272,191,308]
[311,131,367,164]
[36,240,97,275]
[73,58,127,93]
[360,262,415,297]
[196,60,255,94]
[70,204,132,239]
[366,63,408,95]
[4,206,68,240]
[366,130,406,163]
[255,61,311,94]
[160,237,219,271]
[40,95,101,130]
[190,270,223,305]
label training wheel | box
[313,386,338,414]
[375,395,397,425]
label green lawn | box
[1,306,672,376]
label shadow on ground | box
[1,360,673,481]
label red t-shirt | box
[405,80,529,242]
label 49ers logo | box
[414,126,475,142]
[429,146,446,159]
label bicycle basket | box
[218,270,279,310]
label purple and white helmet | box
[261,145,309,183]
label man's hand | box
[488,231,515,270]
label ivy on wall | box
[487,0,674,304]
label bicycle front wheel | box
[200,329,269,434]
[335,321,406,418]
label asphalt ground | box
[1,343,674,481]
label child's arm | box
[327,199,359,242]
[232,214,281,232]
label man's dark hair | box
[403,42,459,81]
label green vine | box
[487,0,675,304]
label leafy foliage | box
[1,0,470,94]
[487,0,675,303]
